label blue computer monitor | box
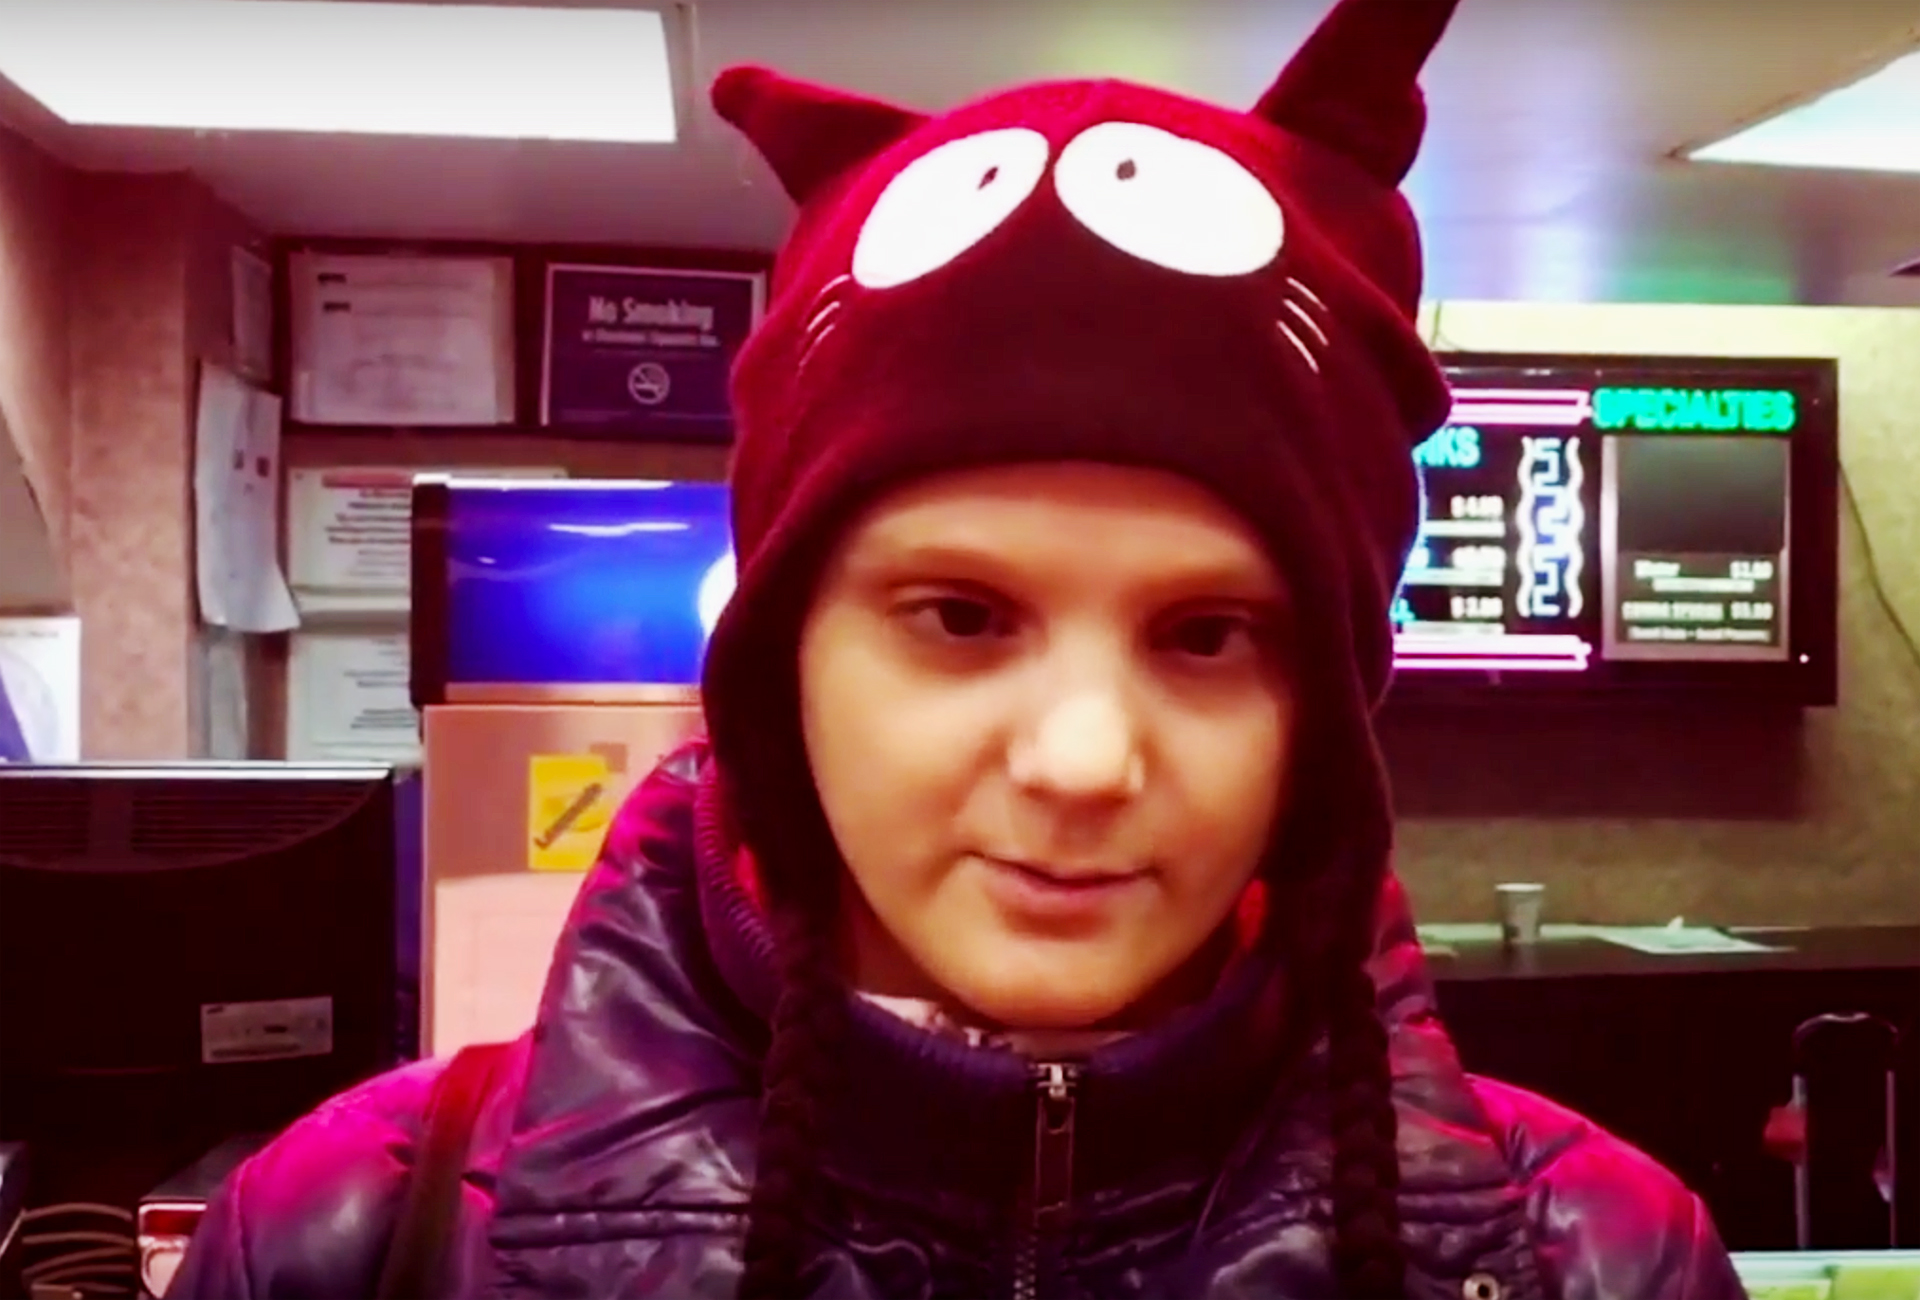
[412,479,732,704]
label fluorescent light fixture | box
[0,1,676,142]
[1690,47,1920,174]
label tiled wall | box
[65,174,199,758]
[0,122,263,758]
[1392,303,1920,927]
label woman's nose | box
[1007,688,1145,801]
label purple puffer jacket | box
[169,743,1747,1299]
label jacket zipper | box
[1012,1061,1080,1300]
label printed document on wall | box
[194,363,298,633]
[289,251,515,427]
[286,630,418,763]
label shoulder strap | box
[374,1041,514,1300]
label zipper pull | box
[1031,1061,1080,1237]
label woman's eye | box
[905,596,1006,641]
[1160,613,1257,662]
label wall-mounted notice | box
[287,468,416,603]
[286,630,419,763]
[289,251,515,427]
[193,363,298,633]
[288,466,563,615]
[541,262,764,438]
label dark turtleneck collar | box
[690,758,1300,1232]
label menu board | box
[1393,355,1838,703]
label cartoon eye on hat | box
[1053,123,1285,278]
[851,121,1286,290]
[852,128,1050,289]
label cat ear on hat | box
[711,65,928,204]
[1253,0,1461,187]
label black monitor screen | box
[0,764,399,1207]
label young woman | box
[170,0,1749,1296]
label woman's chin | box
[945,965,1149,1036]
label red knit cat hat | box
[703,0,1460,884]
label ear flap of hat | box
[1252,0,1460,187]
[712,65,928,204]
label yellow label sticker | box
[527,753,613,872]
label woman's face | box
[799,462,1295,1031]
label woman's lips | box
[989,856,1148,886]
[975,854,1153,924]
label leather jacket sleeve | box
[166,1056,447,1300]
[1474,1075,1750,1300]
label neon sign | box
[1515,436,1584,620]
[1593,387,1796,434]
[1414,424,1482,469]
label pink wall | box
[66,174,198,757]
[0,123,263,758]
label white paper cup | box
[1496,882,1546,947]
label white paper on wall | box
[287,468,417,600]
[286,629,419,763]
[194,364,298,633]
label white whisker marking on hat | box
[1285,276,1326,313]
[798,321,839,376]
[1281,298,1328,347]
[802,274,853,330]
[806,298,846,338]
[1276,320,1321,374]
